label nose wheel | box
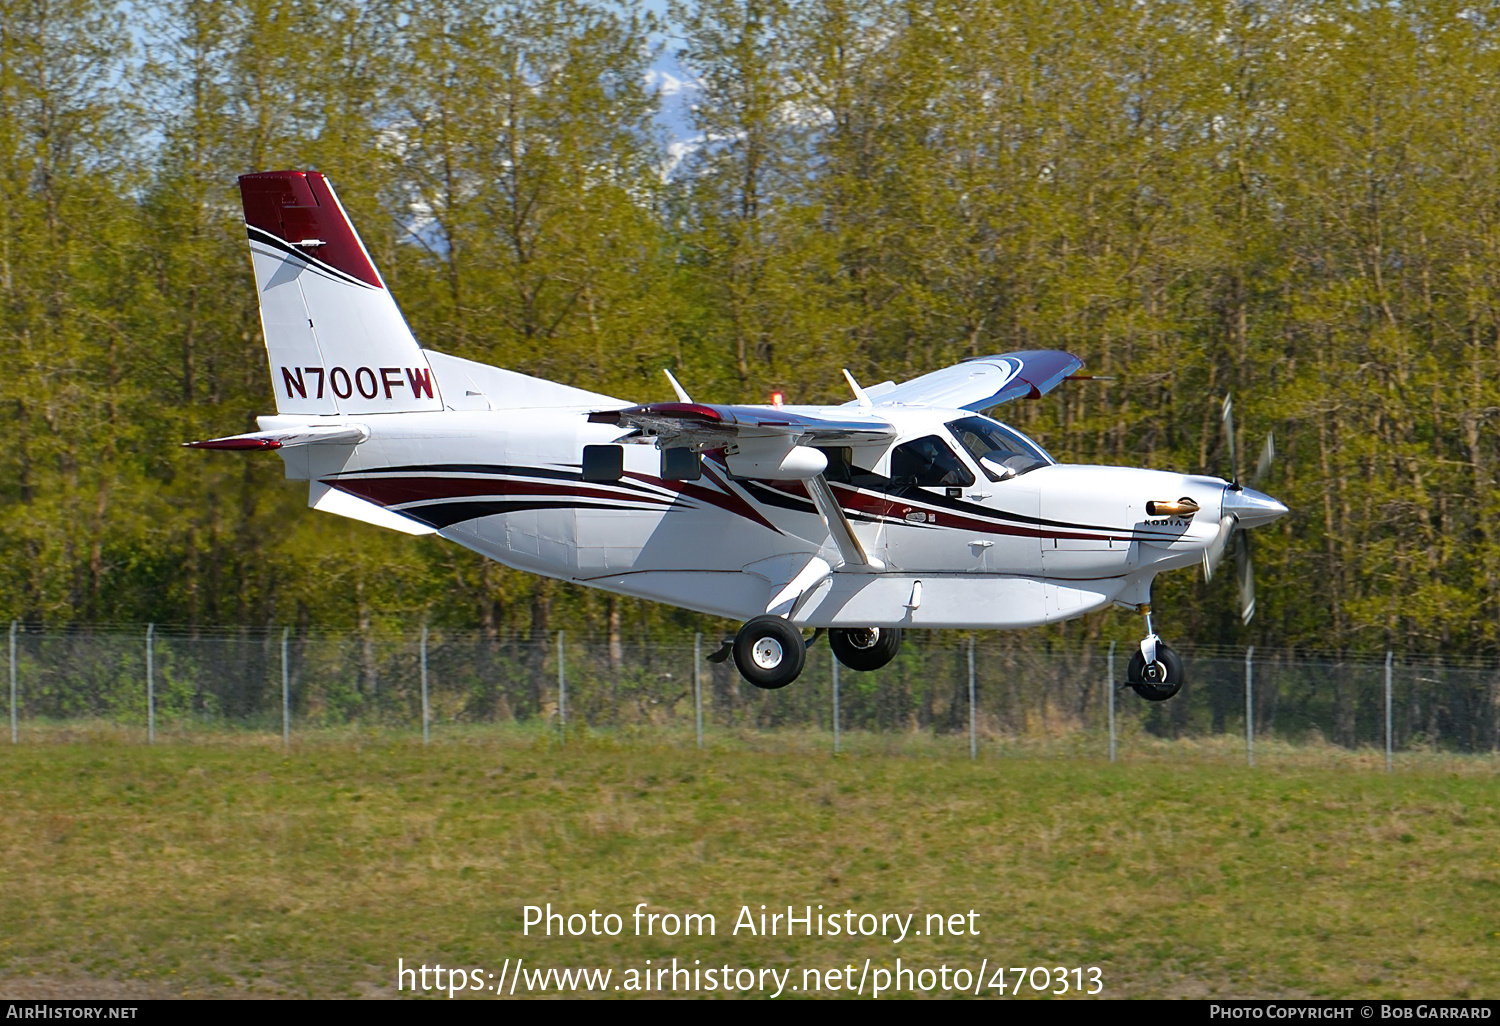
[1126,644,1183,701]
[1123,604,1184,701]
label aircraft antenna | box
[663,368,692,403]
[842,368,872,410]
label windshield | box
[946,416,1054,480]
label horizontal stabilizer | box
[183,424,367,451]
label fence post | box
[421,626,430,746]
[146,623,155,745]
[557,630,566,740]
[281,627,290,747]
[693,632,703,750]
[832,654,841,755]
[1245,645,1255,767]
[9,620,16,745]
[1107,640,1117,763]
[1385,650,1393,773]
[968,636,977,761]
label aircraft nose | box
[1222,485,1288,529]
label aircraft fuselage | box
[271,406,1246,630]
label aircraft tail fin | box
[238,170,443,415]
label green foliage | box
[2,737,1498,996]
[6,1,1500,659]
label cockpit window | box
[890,435,975,489]
[947,416,1053,480]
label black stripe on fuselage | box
[339,461,1179,543]
[736,480,890,524]
[330,463,671,500]
[840,482,1185,541]
[401,498,640,529]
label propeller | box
[1202,394,1275,625]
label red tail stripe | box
[239,171,383,289]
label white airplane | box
[189,170,1288,700]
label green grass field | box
[1,727,1497,999]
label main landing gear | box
[729,618,905,689]
[828,627,903,673]
[731,615,806,689]
[1123,603,1184,702]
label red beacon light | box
[769,390,785,407]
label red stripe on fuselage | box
[329,475,672,509]
[622,462,782,535]
[757,478,1138,542]
[837,486,1139,542]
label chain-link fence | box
[6,622,1500,758]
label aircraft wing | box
[588,402,895,449]
[853,350,1082,411]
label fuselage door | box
[878,434,1042,574]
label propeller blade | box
[1221,394,1239,482]
[1202,513,1235,581]
[1252,432,1275,488]
[1236,531,1256,625]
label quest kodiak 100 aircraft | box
[188,170,1288,699]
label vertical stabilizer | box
[239,170,443,415]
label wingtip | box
[183,437,282,451]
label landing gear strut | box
[1124,604,1184,701]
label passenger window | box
[816,447,854,483]
[816,447,889,490]
[889,435,975,489]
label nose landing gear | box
[1123,604,1184,701]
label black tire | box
[1126,642,1184,701]
[732,615,807,689]
[829,626,904,672]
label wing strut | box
[806,476,885,572]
